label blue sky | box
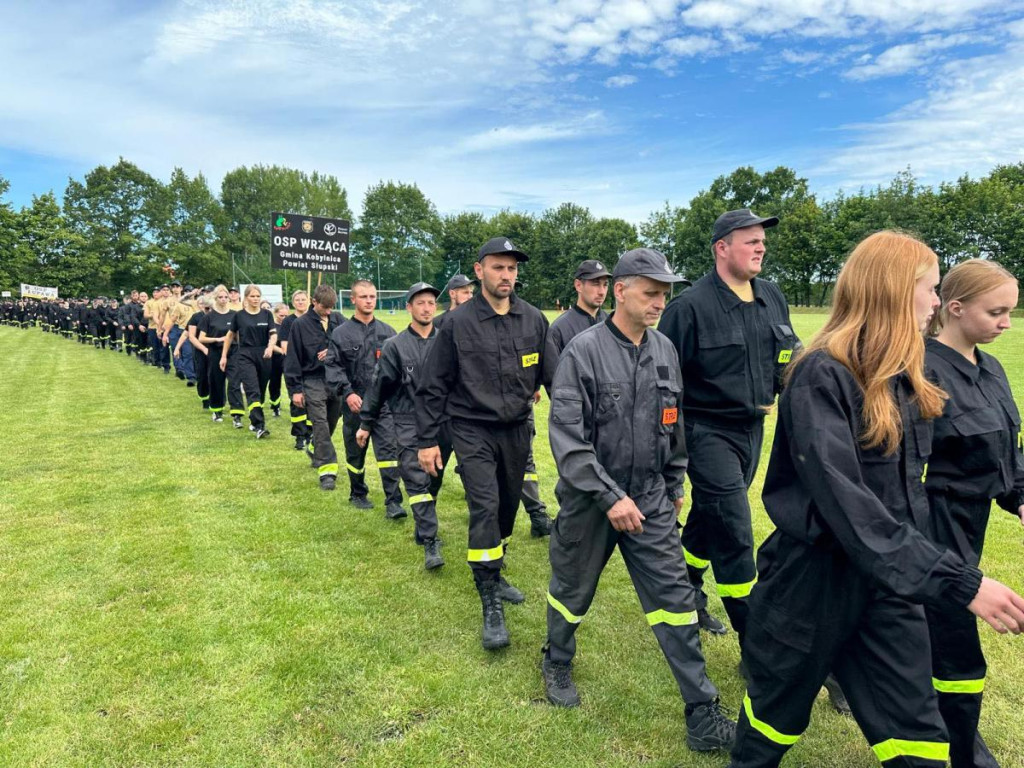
[2,0,1022,222]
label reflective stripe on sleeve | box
[932,677,984,694]
[467,544,503,562]
[743,694,801,746]
[683,548,710,569]
[547,592,584,624]
[646,609,697,627]
[872,739,949,763]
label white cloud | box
[455,112,606,153]
[662,35,717,57]
[845,32,990,80]
[605,74,639,88]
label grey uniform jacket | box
[548,319,687,516]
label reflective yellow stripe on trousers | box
[467,544,503,562]
[318,463,339,477]
[646,609,697,627]
[377,461,398,469]
[932,677,985,694]
[718,578,757,598]
[872,739,949,763]
[408,493,433,505]
[683,547,710,570]
[547,592,584,624]
[743,694,801,746]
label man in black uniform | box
[358,282,451,569]
[417,236,549,650]
[326,279,405,518]
[659,209,799,642]
[542,248,736,752]
[546,259,611,358]
[284,285,345,491]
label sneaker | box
[232,415,243,429]
[497,575,525,605]
[541,656,580,708]
[255,427,270,440]
[697,608,729,635]
[249,424,256,432]
[478,581,510,651]
[385,502,408,520]
[823,674,852,717]
[187,380,196,388]
[685,698,736,752]
[423,538,444,570]
[350,496,374,510]
[212,413,223,423]
[176,370,185,380]
[320,475,336,491]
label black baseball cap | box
[405,282,440,304]
[477,236,528,263]
[170,280,181,287]
[229,286,239,293]
[159,283,170,290]
[445,274,474,294]
[711,209,779,245]
[612,248,686,284]
[574,259,611,280]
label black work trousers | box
[235,347,270,429]
[193,348,210,408]
[395,418,441,543]
[730,532,948,768]
[450,418,530,585]
[546,486,719,705]
[303,378,341,480]
[520,410,547,516]
[226,352,244,417]
[681,418,763,638]
[925,493,995,768]
[341,407,402,504]
[269,353,284,410]
[208,352,227,414]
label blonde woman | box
[730,233,1024,768]
[197,285,235,422]
[221,285,276,438]
[923,259,1023,768]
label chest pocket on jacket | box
[514,335,540,370]
[457,338,497,380]
[656,379,682,434]
[697,326,745,377]
[772,324,797,365]
[595,383,622,425]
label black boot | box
[528,508,552,537]
[823,673,852,716]
[697,607,729,635]
[478,580,510,650]
[685,698,736,752]
[497,575,525,604]
[423,538,444,570]
[541,653,580,708]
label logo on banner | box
[301,220,314,233]
[273,215,291,231]
[324,222,337,236]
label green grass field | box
[1,313,1022,768]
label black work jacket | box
[925,338,1024,512]
[360,325,437,431]
[547,304,609,359]
[326,315,395,399]
[415,292,548,446]
[659,270,798,428]
[762,351,982,608]
[283,310,343,394]
[549,318,686,513]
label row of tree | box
[2,160,1022,307]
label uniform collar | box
[710,269,766,312]
[571,303,603,321]
[405,324,436,339]
[926,337,982,382]
[605,312,649,347]
[472,290,522,320]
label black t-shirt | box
[231,308,276,348]
[279,313,297,344]
[187,310,204,329]
[199,309,235,339]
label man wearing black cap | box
[542,248,735,752]
[546,259,611,359]
[659,209,799,645]
[437,274,475,323]
[326,279,406,518]
[416,236,549,650]
[357,282,452,569]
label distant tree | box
[18,192,92,297]
[149,168,228,286]
[527,203,594,307]
[639,202,688,274]
[437,211,489,285]
[353,181,441,290]
[0,175,22,293]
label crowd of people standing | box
[4,211,1024,767]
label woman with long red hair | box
[729,232,1024,768]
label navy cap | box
[229,286,239,292]
[170,280,181,287]
[574,259,611,280]
[711,209,779,245]
[445,274,474,294]
[405,281,440,304]
[477,236,528,263]
[612,248,686,284]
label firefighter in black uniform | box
[416,237,549,650]
[280,290,313,451]
[923,259,1024,768]
[659,209,798,641]
[185,295,211,409]
[729,231,1024,768]
[284,285,345,490]
[221,285,276,439]
[542,248,736,752]
[545,259,611,358]
[326,279,405,517]
[358,282,451,569]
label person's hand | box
[197,344,209,356]
[173,349,181,360]
[607,496,645,534]
[418,446,443,477]
[317,349,328,361]
[968,576,1024,634]
[355,428,370,448]
[533,390,541,404]
[1017,504,1023,527]
[346,393,362,413]
[673,495,684,518]
[292,392,304,408]
[162,335,169,346]
[219,357,227,372]
[263,346,273,359]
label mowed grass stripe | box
[0,321,1021,767]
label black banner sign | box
[269,212,350,273]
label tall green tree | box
[527,203,594,307]
[353,181,441,289]
[0,175,23,293]
[150,168,228,286]
[18,192,92,297]
[437,211,489,284]
[639,203,688,274]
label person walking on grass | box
[220,285,276,440]
[280,290,314,451]
[197,285,236,424]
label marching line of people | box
[4,211,1024,767]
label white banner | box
[240,283,284,306]
[20,283,59,299]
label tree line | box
[1,160,1022,308]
